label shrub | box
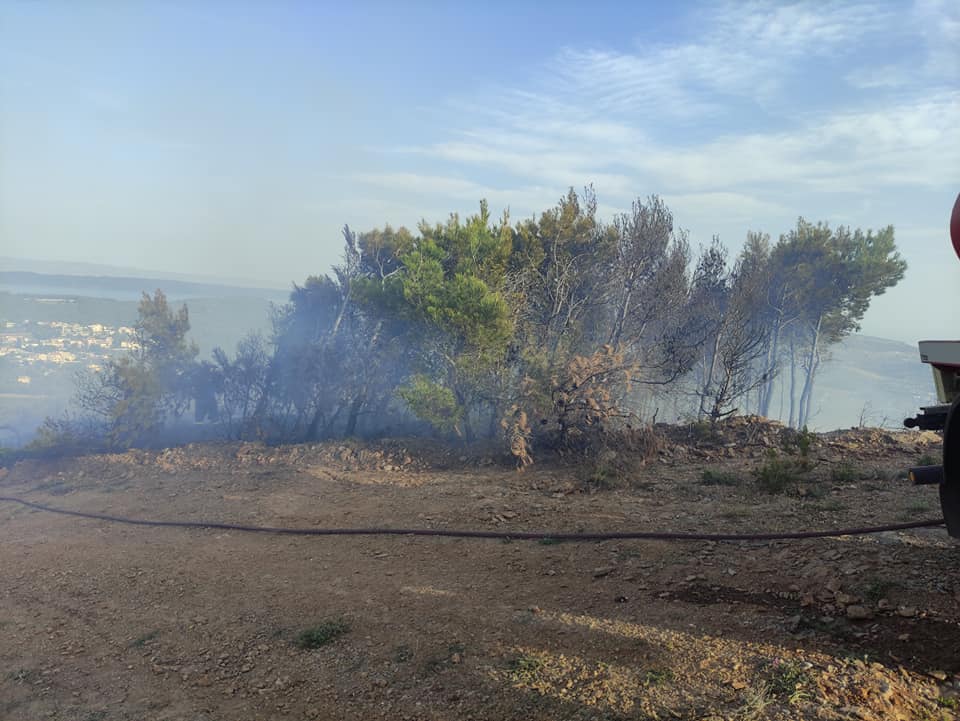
[829,463,858,482]
[781,426,816,458]
[763,658,811,704]
[754,456,805,494]
[701,468,741,486]
[294,619,350,649]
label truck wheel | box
[941,396,960,536]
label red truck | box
[904,193,960,536]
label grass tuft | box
[700,469,741,486]
[764,658,811,704]
[829,463,858,482]
[294,619,350,650]
[754,456,806,494]
[508,654,544,683]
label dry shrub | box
[575,425,662,489]
[501,405,534,469]
[553,345,637,446]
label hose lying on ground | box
[0,495,945,542]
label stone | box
[845,605,873,620]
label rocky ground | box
[1,420,958,720]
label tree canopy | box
[52,190,907,460]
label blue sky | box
[1,0,958,343]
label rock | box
[846,605,873,620]
[593,566,615,578]
[877,598,892,610]
[896,606,917,618]
[929,670,948,681]
[835,592,858,605]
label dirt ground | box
[2,422,959,721]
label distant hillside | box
[0,271,289,303]
[0,256,289,290]
[803,335,937,431]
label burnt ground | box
[1,422,959,721]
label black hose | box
[0,495,945,542]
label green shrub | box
[829,463,858,482]
[782,426,816,458]
[700,469,741,486]
[764,658,810,704]
[754,456,804,494]
[396,375,463,436]
[508,655,544,683]
[294,619,350,649]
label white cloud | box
[525,2,896,121]
[366,0,958,274]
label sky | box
[1,0,958,344]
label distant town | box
[1,313,138,385]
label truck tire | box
[940,395,960,536]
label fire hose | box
[0,495,946,542]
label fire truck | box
[904,193,960,536]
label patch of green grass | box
[763,658,811,704]
[130,630,160,648]
[802,483,830,499]
[294,619,350,650]
[918,453,939,467]
[6,668,38,685]
[719,506,751,521]
[643,668,675,685]
[938,697,959,710]
[735,683,774,721]
[508,655,544,683]
[700,469,741,486]
[861,579,901,605]
[830,463,859,482]
[583,466,621,490]
[754,456,806,494]
[393,644,414,663]
[906,500,933,514]
[538,537,562,545]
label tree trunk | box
[608,284,633,347]
[699,329,723,420]
[798,316,822,429]
[759,311,782,417]
[344,391,366,437]
[304,402,325,441]
[487,401,500,440]
[788,335,797,429]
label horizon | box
[1,1,958,344]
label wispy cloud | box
[527,2,897,121]
[376,0,957,238]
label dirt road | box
[1,432,958,720]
